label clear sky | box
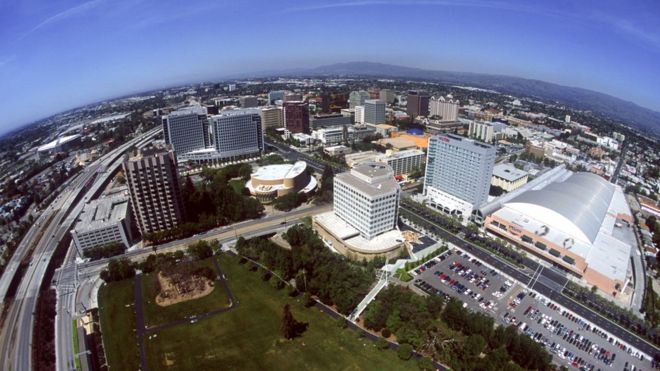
[1,0,659,135]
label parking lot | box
[410,248,654,371]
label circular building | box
[246,161,317,203]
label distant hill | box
[271,61,659,135]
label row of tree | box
[235,224,374,315]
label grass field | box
[144,254,416,370]
[98,279,140,371]
[141,258,230,327]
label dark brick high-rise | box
[407,90,430,118]
[283,101,310,134]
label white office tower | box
[162,106,209,157]
[211,109,264,159]
[429,96,459,122]
[354,105,365,125]
[334,162,400,240]
[364,99,386,126]
[424,134,496,220]
[349,90,369,108]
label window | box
[521,235,533,243]
[562,256,575,265]
[534,241,547,250]
[549,248,561,258]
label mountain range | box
[256,62,659,135]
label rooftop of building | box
[492,163,528,182]
[37,134,81,152]
[167,105,207,117]
[383,149,425,159]
[315,211,404,253]
[73,191,129,233]
[251,161,307,181]
[337,162,399,197]
[213,108,260,118]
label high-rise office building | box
[379,89,395,104]
[349,90,369,109]
[268,90,285,105]
[334,162,400,240]
[123,146,184,235]
[283,101,310,134]
[364,99,386,126]
[429,96,459,122]
[354,105,365,125]
[424,134,496,219]
[407,90,430,118]
[260,106,283,130]
[239,95,258,108]
[211,109,264,159]
[162,106,209,157]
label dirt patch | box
[155,271,214,307]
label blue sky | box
[1,0,659,135]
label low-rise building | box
[71,191,133,254]
[491,164,528,192]
[484,172,634,295]
[245,161,317,203]
[324,145,352,157]
[379,149,424,176]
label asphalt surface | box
[400,201,660,359]
[412,248,652,370]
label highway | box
[400,201,660,358]
[0,128,161,371]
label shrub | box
[397,343,414,361]
[377,338,390,350]
[381,328,392,338]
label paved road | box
[134,274,148,371]
[400,202,660,358]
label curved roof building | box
[246,161,317,203]
[505,172,614,244]
[484,171,635,296]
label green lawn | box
[229,179,246,194]
[141,258,230,327]
[144,254,416,370]
[98,279,140,371]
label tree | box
[187,240,214,260]
[397,343,414,360]
[315,165,335,204]
[273,192,307,211]
[100,258,136,282]
[281,304,308,339]
[417,357,434,370]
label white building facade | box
[334,163,400,240]
[429,96,459,122]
